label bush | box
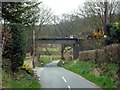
[57,59,72,67]
[38,56,52,67]
[57,60,65,67]
[106,22,120,44]
[79,44,120,64]
[21,63,34,75]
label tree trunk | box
[7,55,15,78]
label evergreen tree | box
[3,24,26,72]
[2,1,41,74]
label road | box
[34,61,101,90]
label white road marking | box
[61,68,100,88]
[62,76,67,83]
[68,86,71,90]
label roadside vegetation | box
[0,68,2,88]
[38,55,53,67]
[2,1,42,89]
[58,59,118,88]
[2,70,40,89]
[2,57,41,89]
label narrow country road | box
[34,61,102,90]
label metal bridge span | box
[36,38,83,59]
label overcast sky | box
[41,0,86,15]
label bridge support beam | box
[73,44,80,59]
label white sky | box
[41,0,86,15]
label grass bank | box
[58,60,118,88]
[2,70,40,89]
[0,68,2,88]
[2,57,40,89]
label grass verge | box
[58,60,118,88]
[38,55,52,67]
[2,70,40,89]
[0,68,2,89]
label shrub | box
[79,44,120,65]
[21,63,34,75]
[58,59,72,67]
[106,22,120,44]
[57,60,65,67]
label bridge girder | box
[37,38,83,59]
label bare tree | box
[37,4,53,35]
[52,14,78,38]
[76,0,119,29]
[35,4,53,61]
[52,14,93,39]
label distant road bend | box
[34,61,102,90]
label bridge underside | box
[37,38,82,59]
